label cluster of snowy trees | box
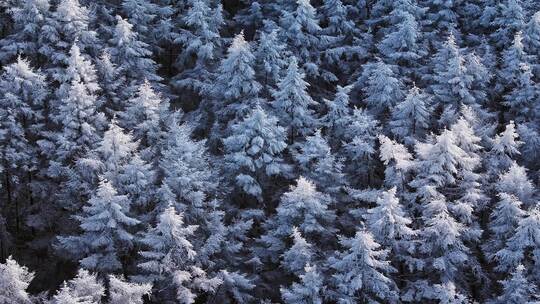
[0,0,539,303]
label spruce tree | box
[0,256,34,304]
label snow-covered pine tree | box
[291,130,345,193]
[485,192,526,262]
[328,230,398,303]
[173,0,223,93]
[491,0,525,49]
[51,269,104,304]
[0,57,47,232]
[255,28,288,87]
[108,275,152,304]
[280,264,324,304]
[496,162,535,206]
[0,0,51,64]
[321,85,352,147]
[390,85,431,145]
[121,80,168,161]
[366,187,416,267]
[108,16,162,95]
[491,264,538,303]
[278,0,324,78]
[0,256,34,304]
[485,121,523,180]
[57,179,139,274]
[212,32,261,125]
[272,56,318,141]
[223,105,289,202]
[281,227,313,276]
[378,135,414,192]
[260,177,335,261]
[361,60,404,116]
[137,205,221,303]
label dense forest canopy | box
[0,0,539,303]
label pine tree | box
[255,28,288,87]
[108,275,152,304]
[0,57,47,232]
[138,205,221,303]
[223,105,289,202]
[497,32,533,97]
[430,34,478,114]
[485,193,525,262]
[321,85,352,146]
[378,9,426,79]
[502,61,538,122]
[491,0,525,49]
[523,11,540,57]
[43,0,99,71]
[261,177,335,260]
[272,57,318,141]
[52,269,104,304]
[496,162,535,206]
[328,230,398,303]
[0,0,51,64]
[390,85,431,144]
[485,121,523,179]
[291,130,345,192]
[366,187,416,263]
[173,0,223,93]
[280,264,324,304]
[492,264,538,304]
[108,16,161,93]
[57,179,139,274]
[279,0,323,77]
[0,256,34,304]
[494,208,540,274]
[213,32,261,124]
[378,135,414,191]
[96,51,126,115]
[281,227,313,276]
[121,80,168,160]
[361,60,404,115]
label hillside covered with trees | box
[0,0,540,303]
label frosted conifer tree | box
[52,269,104,304]
[0,0,51,63]
[390,85,431,144]
[108,275,152,304]
[292,130,345,192]
[485,193,525,261]
[0,256,34,304]
[43,0,98,71]
[122,80,168,160]
[378,135,413,191]
[496,162,535,206]
[366,188,416,264]
[96,51,126,113]
[321,85,352,146]
[173,0,223,93]
[280,265,324,304]
[223,106,289,202]
[523,11,540,57]
[485,121,522,180]
[108,16,161,93]
[361,60,404,115]
[272,57,318,141]
[281,227,313,276]
[255,28,287,86]
[492,264,538,303]
[0,57,47,231]
[279,0,323,77]
[138,205,221,303]
[260,177,335,260]
[57,179,139,273]
[494,207,540,274]
[328,230,397,303]
[491,0,525,49]
[213,32,261,124]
